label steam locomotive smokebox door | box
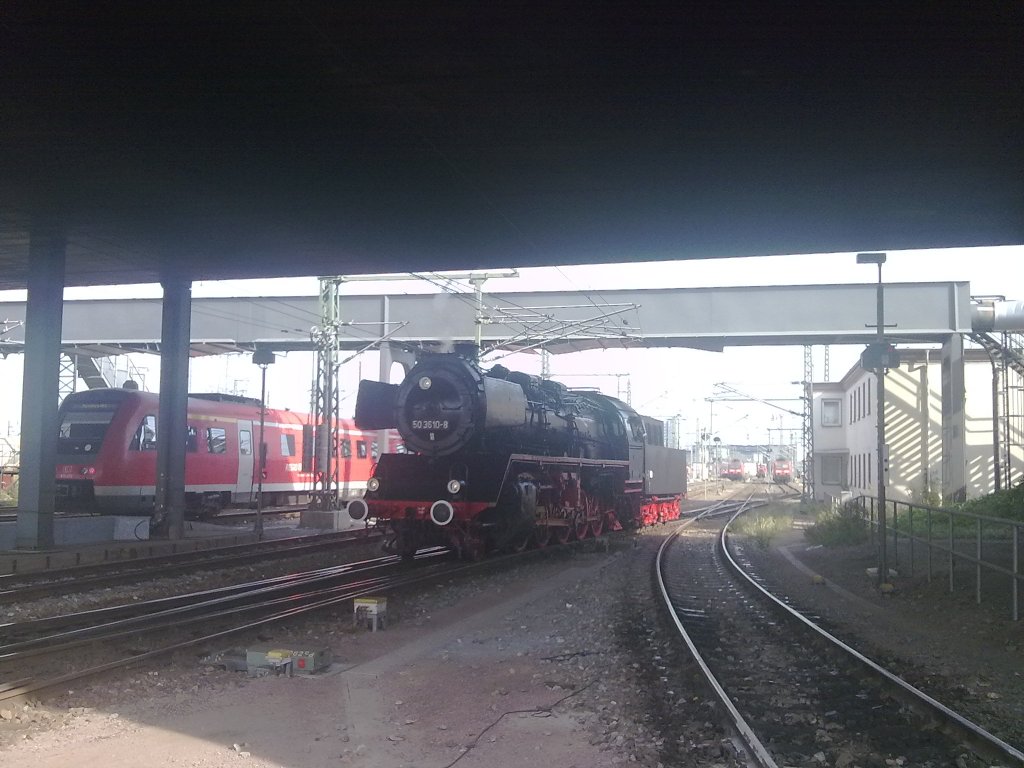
[354,380,400,429]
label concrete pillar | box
[941,334,967,502]
[16,228,66,549]
[153,277,192,539]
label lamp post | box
[857,252,888,588]
[252,348,276,540]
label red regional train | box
[770,458,793,483]
[720,458,750,482]
[54,387,398,517]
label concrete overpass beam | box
[16,227,66,549]
[153,277,192,539]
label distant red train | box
[720,458,750,482]
[54,388,398,517]
[770,458,793,483]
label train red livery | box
[770,458,793,483]
[54,387,396,517]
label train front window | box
[57,404,119,455]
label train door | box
[236,420,255,503]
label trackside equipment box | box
[353,597,388,631]
[245,645,332,677]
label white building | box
[812,348,1023,504]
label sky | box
[1,245,1021,452]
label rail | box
[855,495,1023,621]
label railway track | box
[0,528,381,604]
[0,548,463,702]
[656,501,1024,767]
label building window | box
[281,433,296,457]
[822,455,844,485]
[207,427,227,454]
[821,399,842,427]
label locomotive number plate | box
[411,420,449,430]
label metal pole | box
[875,262,889,586]
[256,363,267,540]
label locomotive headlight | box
[418,376,432,390]
[446,478,462,494]
[366,477,380,493]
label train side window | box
[130,415,158,451]
[280,433,296,457]
[340,439,352,459]
[207,427,228,454]
[357,440,367,459]
[239,430,253,456]
[371,441,379,460]
[186,426,198,452]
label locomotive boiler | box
[350,351,687,558]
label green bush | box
[734,513,792,550]
[0,477,17,505]
[952,480,1024,523]
[804,505,868,547]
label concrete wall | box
[812,348,1022,504]
[0,515,150,550]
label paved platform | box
[0,519,256,575]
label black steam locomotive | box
[349,351,687,558]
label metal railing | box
[855,496,1023,621]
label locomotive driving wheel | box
[534,524,552,548]
[574,512,589,541]
[589,515,604,537]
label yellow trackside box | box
[353,597,388,631]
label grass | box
[733,512,792,550]
[804,504,869,547]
